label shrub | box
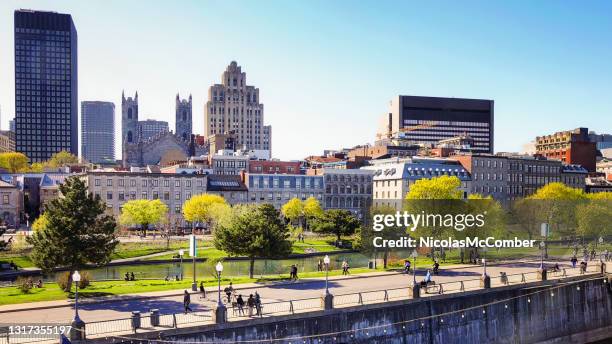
[56,271,92,290]
[15,276,32,294]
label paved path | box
[0,259,595,324]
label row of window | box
[94,178,204,188]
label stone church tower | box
[122,91,139,147]
[175,93,192,141]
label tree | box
[361,205,407,268]
[182,194,229,230]
[405,175,465,260]
[303,196,324,228]
[576,198,612,242]
[0,227,8,251]
[405,175,463,200]
[0,152,30,173]
[528,182,588,238]
[512,198,540,240]
[312,209,361,243]
[44,151,79,168]
[31,213,49,232]
[26,177,118,290]
[281,198,303,226]
[214,204,292,278]
[119,199,168,236]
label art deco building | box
[205,61,272,156]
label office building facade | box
[205,61,272,156]
[378,96,494,154]
[81,101,115,164]
[14,10,78,162]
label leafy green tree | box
[182,194,229,230]
[361,205,407,268]
[312,209,361,243]
[404,175,465,260]
[0,152,30,173]
[512,198,540,240]
[31,213,49,232]
[576,199,612,243]
[528,182,588,238]
[119,199,168,236]
[281,198,304,226]
[26,177,118,290]
[214,204,292,278]
[303,196,324,228]
[44,151,79,168]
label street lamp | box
[215,261,224,306]
[71,271,85,340]
[539,241,545,269]
[411,250,418,286]
[178,249,184,280]
[213,261,227,324]
[482,247,488,276]
[323,255,330,294]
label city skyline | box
[0,1,611,161]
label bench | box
[421,281,441,294]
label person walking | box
[224,282,234,303]
[247,294,255,317]
[292,265,299,280]
[571,256,578,268]
[317,259,323,272]
[183,290,192,313]
[342,260,349,275]
[254,291,262,316]
[236,294,245,316]
[199,281,206,299]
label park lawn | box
[110,241,190,260]
[0,267,382,306]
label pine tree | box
[27,177,118,290]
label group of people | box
[124,272,136,281]
[234,292,262,317]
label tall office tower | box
[9,120,15,133]
[377,96,494,154]
[205,61,272,156]
[138,119,169,140]
[81,101,115,164]
[175,94,192,141]
[14,10,78,162]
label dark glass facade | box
[397,96,494,153]
[81,101,115,164]
[14,10,78,162]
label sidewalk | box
[0,270,402,314]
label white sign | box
[540,223,550,237]
[189,234,197,257]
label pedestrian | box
[404,260,411,274]
[460,250,465,264]
[247,294,255,317]
[571,256,578,268]
[254,291,262,316]
[224,282,234,303]
[183,290,192,313]
[130,272,135,281]
[292,265,299,280]
[124,272,130,281]
[236,294,245,316]
[199,281,206,299]
[317,259,323,272]
[342,260,349,275]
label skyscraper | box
[81,101,115,164]
[14,10,78,162]
[205,61,272,157]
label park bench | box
[421,281,441,294]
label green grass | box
[110,241,190,260]
[0,267,379,306]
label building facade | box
[206,174,248,205]
[0,180,23,228]
[14,10,78,162]
[81,101,115,164]
[363,158,470,210]
[249,160,301,174]
[535,127,596,172]
[84,171,208,225]
[378,96,494,154]
[210,152,249,175]
[0,131,15,153]
[246,173,324,209]
[139,120,169,141]
[205,61,272,156]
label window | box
[175,206,181,214]
[95,179,100,186]
[153,191,159,199]
[142,192,147,199]
[175,192,181,200]
[2,194,8,204]
[107,179,112,187]
[175,180,180,187]
[118,179,125,187]
[164,192,170,200]
[130,179,136,187]
[118,192,125,201]
[107,192,113,200]
[164,180,170,187]
[142,180,147,187]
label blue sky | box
[1,0,611,160]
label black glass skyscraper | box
[14,10,78,162]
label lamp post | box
[322,255,333,310]
[538,240,547,281]
[70,271,85,340]
[480,248,490,288]
[409,250,420,298]
[213,262,227,323]
[323,255,330,294]
[178,249,184,280]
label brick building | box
[535,127,596,172]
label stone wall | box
[91,275,612,344]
